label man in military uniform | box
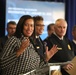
[32,16,58,62]
[44,19,75,75]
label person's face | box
[48,25,55,36]
[23,19,34,37]
[35,20,44,36]
[7,24,16,36]
[55,20,67,38]
[72,28,76,40]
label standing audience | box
[0,15,58,75]
[44,18,75,75]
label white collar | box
[36,35,39,38]
[54,33,63,40]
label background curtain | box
[0,0,76,40]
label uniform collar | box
[36,35,39,39]
[54,33,63,40]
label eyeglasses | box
[36,24,45,27]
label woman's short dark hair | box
[31,16,43,42]
[33,15,43,24]
[14,15,33,38]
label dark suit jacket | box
[0,36,8,52]
[30,36,46,61]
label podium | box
[48,63,61,75]
[48,61,71,75]
[19,62,71,75]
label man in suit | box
[72,25,76,55]
[44,19,75,75]
[44,23,55,41]
[0,21,16,52]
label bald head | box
[54,19,67,38]
[55,19,67,26]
